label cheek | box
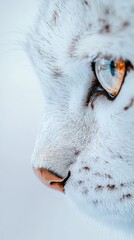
[64,157,112,222]
[65,155,92,195]
[112,71,134,112]
[64,150,134,227]
[64,153,105,209]
[64,168,92,215]
[94,71,134,122]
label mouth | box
[34,167,71,193]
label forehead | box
[28,1,90,83]
[27,0,134,94]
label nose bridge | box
[34,168,65,192]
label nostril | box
[33,167,70,193]
[61,171,71,187]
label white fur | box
[27,0,134,233]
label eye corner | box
[91,61,96,73]
[125,60,134,72]
[91,61,98,81]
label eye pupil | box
[110,60,115,77]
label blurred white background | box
[0,1,133,240]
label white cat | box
[27,0,134,233]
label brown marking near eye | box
[105,161,109,164]
[122,21,130,28]
[120,194,132,201]
[52,67,63,78]
[100,24,111,33]
[124,98,134,111]
[74,150,80,156]
[83,166,91,171]
[84,0,88,5]
[107,184,116,190]
[95,185,104,191]
[105,24,111,32]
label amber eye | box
[94,58,126,97]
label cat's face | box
[28,0,134,230]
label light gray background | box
[0,1,133,240]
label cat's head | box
[27,0,134,230]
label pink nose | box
[33,168,65,192]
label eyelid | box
[91,61,96,76]
[85,61,105,106]
[85,76,103,107]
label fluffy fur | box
[27,0,134,232]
